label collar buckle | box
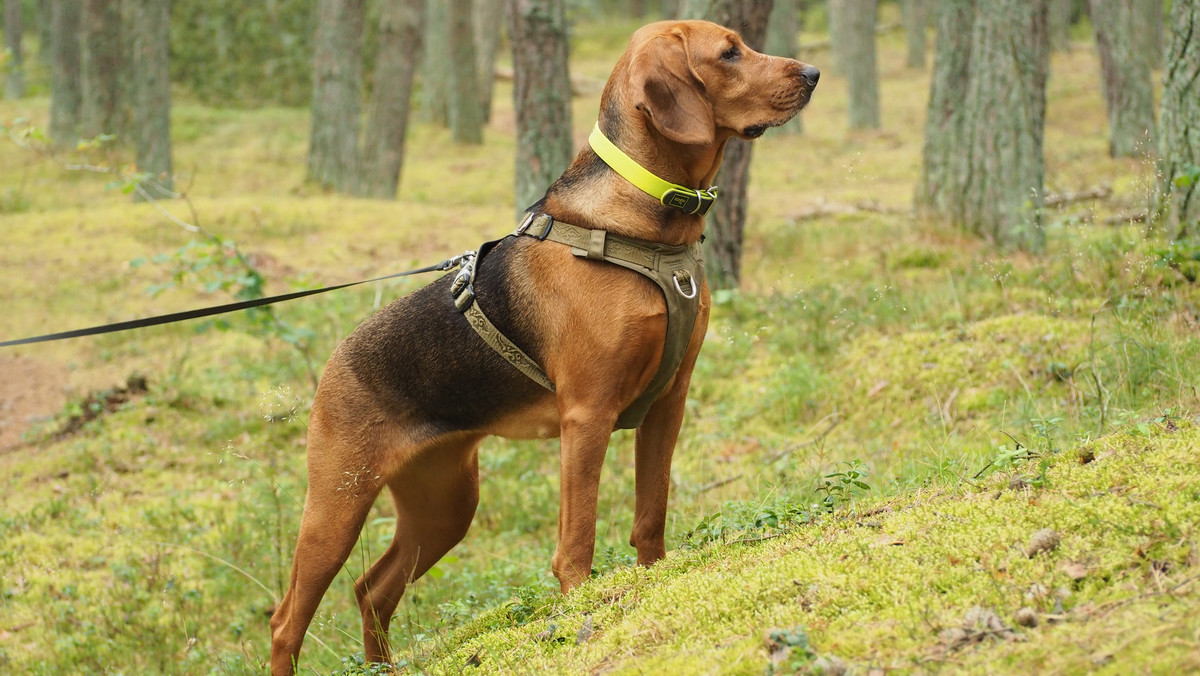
[661,186,718,216]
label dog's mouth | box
[742,124,769,139]
[742,88,814,139]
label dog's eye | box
[720,46,740,62]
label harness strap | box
[475,212,704,430]
[461,295,556,391]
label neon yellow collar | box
[588,123,718,216]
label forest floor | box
[1,10,1198,676]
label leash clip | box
[450,251,478,311]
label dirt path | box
[0,354,70,451]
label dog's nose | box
[800,64,820,88]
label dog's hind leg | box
[270,413,387,676]
[355,433,483,664]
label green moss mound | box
[419,418,1200,674]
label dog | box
[270,20,818,674]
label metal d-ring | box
[673,270,698,299]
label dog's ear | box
[630,30,715,147]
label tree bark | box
[4,0,23,99]
[766,0,803,134]
[307,0,364,192]
[830,0,880,129]
[960,0,1049,250]
[359,0,425,199]
[130,0,173,200]
[680,0,774,290]
[1132,0,1163,69]
[418,0,450,125]
[1156,0,1200,238]
[1048,0,1072,51]
[901,0,928,69]
[508,0,573,213]
[448,0,484,144]
[1088,0,1156,157]
[474,0,505,123]
[49,0,82,149]
[916,0,975,218]
[81,0,124,139]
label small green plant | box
[503,582,554,626]
[131,235,319,385]
[814,460,871,513]
[1151,238,1200,284]
[329,652,402,675]
[685,498,813,547]
[765,626,818,674]
[977,417,1063,486]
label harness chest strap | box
[453,214,705,430]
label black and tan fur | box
[270,20,819,675]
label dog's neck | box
[539,116,728,247]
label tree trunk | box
[49,0,82,149]
[766,0,803,134]
[130,0,173,200]
[1133,0,1163,69]
[4,0,23,99]
[448,0,484,144]
[830,0,880,129]
[474,0,505,123]
[419,0,450,125]
[1089,0,1156,157]
[901,0,928,68]
[960,0,1049,250]
[681,0,774,290]
[1155,0,1200,238]
[81,0,124,139]
[359,0,425,199]
[307,0,364,192]
[1048,0,1072,51]
[916,0,975,218]
[507,0,573,214]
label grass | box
[2,13,1198,676]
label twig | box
[694,474,744,495]
[767,413,841,463]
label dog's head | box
[612,20,819,148]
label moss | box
[835,313,1092,422]
[416,420,1200,674]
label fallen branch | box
[1103,209,1149,225]
[1044,184,1112,208]
[790,199,906,222]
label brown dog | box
[270,20,817,674]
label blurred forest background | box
[2,0,1200,674]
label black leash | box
[1,255,467,348]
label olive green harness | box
[450,213,704,430]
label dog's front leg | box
[552,407,617,592]
[632,290,709,566]
[630,385,688,565]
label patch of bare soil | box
[51,373,148,440]
[0,354,71,451]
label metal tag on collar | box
[661,186,718,216]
